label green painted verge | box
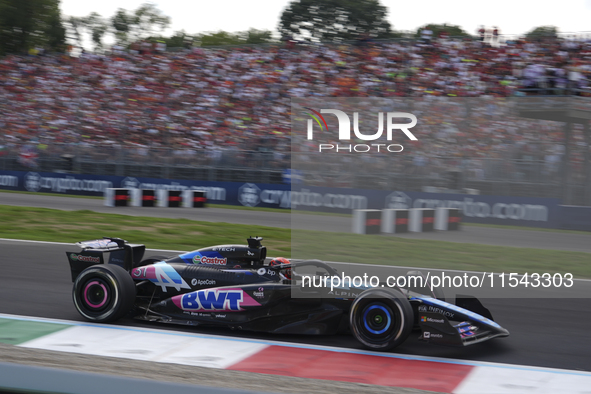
[0,318,71,345]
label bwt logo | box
[304,108,418,153]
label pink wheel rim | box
[83,281,108,308]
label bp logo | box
[385,191,412,209]
[238,183,260,207]
[24,172,41,192]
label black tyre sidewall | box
[350,289,413,351]
[73,264,135,322]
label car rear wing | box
[66,237,146,281]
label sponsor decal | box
[423,331,443,339]
[191,253,227,265]
[200,256,227,265]
[24,172,113,194]
[191,279,216,286]
[422,297,502,329]
[0,175,18,188]
[327,290,360,298]
[291,189,367,210]
[385,191,550,223]
[212,247,236,252]
[69,254,100,264]
[131,262,190,292]
[238,183,261,207]
[121,177,140,189]
[173,288,261,312]
[247,251,254,256]
[253,287,265,298]
[257,268,276,276]
[238,183,292,208]
[418,305,455,319]
[24,172,41,192]
[420,316,427,322]
[214,314,227,318]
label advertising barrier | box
[558,206,591,231]
[0,170,566,229]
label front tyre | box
[350,289,413,351]
[73,264,136,323]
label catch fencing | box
[1,144,590,205]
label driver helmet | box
[269,257,291,280]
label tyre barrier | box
[381,209,409,234]
[104,188,206,208]
[434,207,462,231]
[182,190,207,208]
[353,208,461,234]
[104,188,130,207]
[409,208,435,232]
[352,209,382,235]
[157,189,183,208]
[131,189,156,207]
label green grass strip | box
[1,205,590,278]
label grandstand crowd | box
[1,33,591,180]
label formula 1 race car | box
[67,237,509,351]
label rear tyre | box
[350,288,413,351]
[73,264,136,323]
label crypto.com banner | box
[290,97,589,299]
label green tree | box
[198,29,275,47]
[279,0,392,42]
[525,26,558,39]
[160,30,194,48]
[111,8,133,44]
[132,3,170,41]
[111,3,170,46]
[415,24,471,39]
[198,31,244,46]
[0,0,66,55]
[242,29,275,44]
[65,15,86,48]
[85,12,108,51]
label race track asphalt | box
[1,193,591,373]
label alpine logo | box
[132,263,191,293]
